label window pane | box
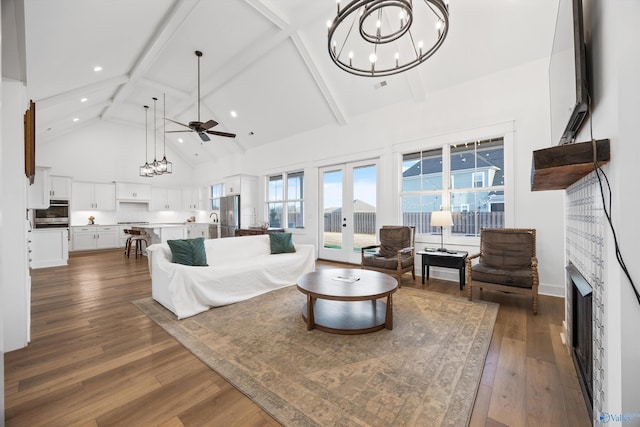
[451,139,504,189]
[402,194,444,235]
[267,202,283,228]
[287,201,304,228]
[211,184,223,198]
[323,170,343,249]
[353,165,377,251]
[268,175,283,202]
[450,191,504,236]
[211,198,220,211]
[402,149,443,192]
[287,172,303,200]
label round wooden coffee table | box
[296,268,398,335]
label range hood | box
[531,139,610,191]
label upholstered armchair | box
[361,226,416,287]
[466,228,539,314]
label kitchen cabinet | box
[182,187,203,210]
[49,176,72,199]
[222,174,258,229]
[186,224,210,239]
[29,229,69,268]
[71,225,118,251]
[152,187,182,211]
[28,166,51,209]
[72,182,116,210]
[116,182,151,201]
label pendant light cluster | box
[139,94,172,177]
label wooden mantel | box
[530,139,610,191]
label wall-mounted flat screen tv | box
[549,0,589,145]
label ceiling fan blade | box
[165,117,191,129]
[165,130,194,133]
[206,130,236,138]
[201,119,218,130]
[198,132,211,142]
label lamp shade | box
[431,211,453,227]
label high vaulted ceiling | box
[25,0,559,166]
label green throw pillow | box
[167,237,208,266]
[269,233,296,254]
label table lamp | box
[431,210,453,252]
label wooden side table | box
[417,250,469,290]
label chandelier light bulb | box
[327,19,332,28]
[327,0,449,77]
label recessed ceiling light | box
[73,118,79,122]
[230,110,237,118]
[80,97,88,103]
[178,138,184,143]
[93,66,102,72]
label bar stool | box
[124,229,148,258]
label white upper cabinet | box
[28,166,51,209]
[152,187,182,211]
[182,187,203,210]
[116,182,151,202]
[49,176,72,200]
[72,182,116,211]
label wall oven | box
[34,199,69,229]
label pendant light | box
[151,97,160,175]
[139,105,154,177]
[158,93,172,174]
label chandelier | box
[139,96,172,177]
[327,0,450,77]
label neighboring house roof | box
[403,142,504,186]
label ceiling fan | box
[165,50,236,142]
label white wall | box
[1,79,30,353]
[194,57,567,296]
[581,0,640,421]
[37,120,195,186]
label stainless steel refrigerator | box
[220,195,240,237]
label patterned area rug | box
[134,285,498,427]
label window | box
[210,183,223,211]
[267,171,304,229]
[401,138,504,237]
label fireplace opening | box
[567,262,593,420]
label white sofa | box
[146,234,315,319]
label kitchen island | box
[131,224,187,246]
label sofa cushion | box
[269,232,296,254]
[167,237,208,266]
[480,229,534,269]
[471,263,533,288]
[362,253,414,270]
[379,226,411,258]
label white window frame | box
[266,170,304,230]
[397,124,514,245]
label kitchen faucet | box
[209,212,219,223]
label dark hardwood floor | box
[4,250,590,426]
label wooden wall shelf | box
[530,139,610,191]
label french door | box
[319,159,378,264]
